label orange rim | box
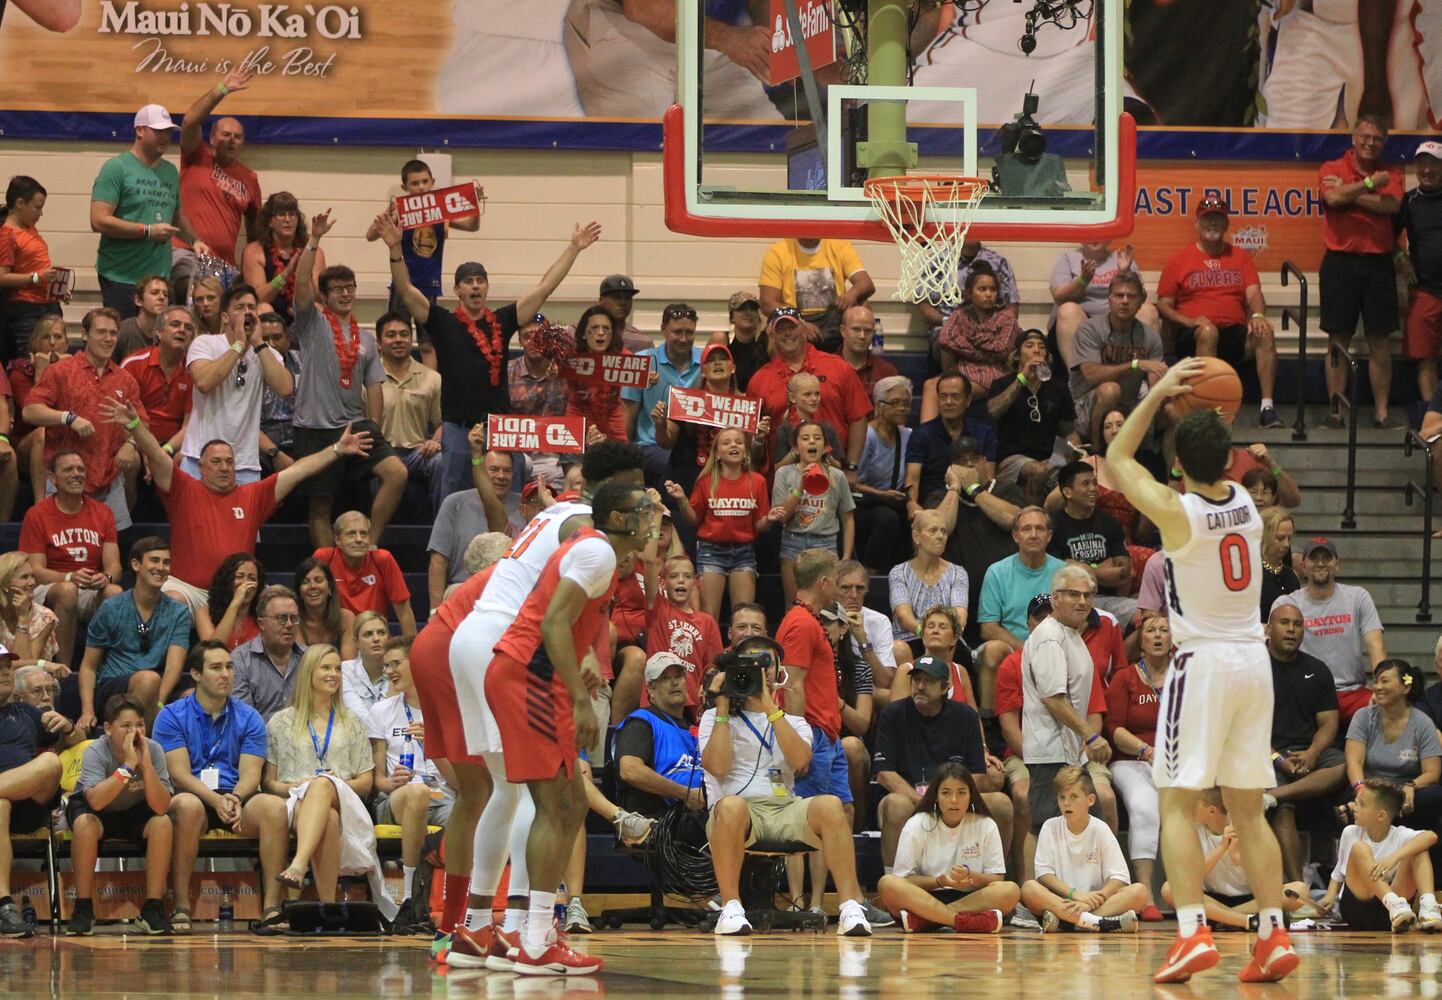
[861,174,990,203]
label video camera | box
[996,89,1046,165]
[715,649,773,702]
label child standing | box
[643,554,724,710]
[771,372,843,466]
[1021,766,1150,932]
[1160,787,1312,931]
[771,421,855,605]
[877,762,1021,933]
[667,428,773,621]
[1317,778,1441,932]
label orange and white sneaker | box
[513,939,604,976]
[1153,926,1220,984]
[446,925,495,969]
[484,926,521,972]
[1238,929,1300,983]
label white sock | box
[402,865,416,900]
[1422,893,1437,908]
[1078,912,1102,929]
[503,905,525,933]
[1176,904,1207,939]
[1383,892,1406,909]
[1257,907,1285,940]
[524,892,556,956]
[883,866,895,877]
[1261,398,1274,410]
[464,906,491,931]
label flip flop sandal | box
[170,909,194,935]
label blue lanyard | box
[402,700,424,758]
[308,708,335,765]
[738,712,773,755]
[199,701,230,768]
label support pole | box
[860,0,918,176]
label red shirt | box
[1083,612,1129,687]
[690,471,768,545]
[745,345,872,454]
[18,495,117,575]
[563,351,632,440]
[436,566,494,633]
[1157,243,1260,328]
[119,347,193,444]
[315,545,411,617]
[1104,662,1163,761]
[174,143,261,267]
[159,471,279,587]
[4,227,54,304]
[996,643,1107,758]
[225,617,261,652]
[495,529,617,667]
[610,563,648,646]
[27,354,147,492]
[776,600,842,739]
[1319,150,1403,254]
[645,596,724,706]
[849,352,900,400]
[7,358,40,441]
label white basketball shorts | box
[1153,638,1275,791]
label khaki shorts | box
[1087,761,1113,787]
[160,575,209,617]
[1004,756,1029,786]
[707,796,821,850]
[34,583,105,620]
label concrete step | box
[1290,512,1431,533]
[1290,487,1417,517]
[1288,468,1423,490]
[1279,534,1434,562]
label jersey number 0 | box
[1165,533,1253,613]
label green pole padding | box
[861,0,918,177]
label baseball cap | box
[1027,593,1054,619]
[728,290,761,313]
[1195,196,1229,219]
[1018,328,1048,348]
[911,656,950,683]
[770,305,803,327]
[644,651,688,683]
[455,262,488,283]
[599,274,638,296]
[1416,141,1442,161]
[817,602,848,624]
[134,104,178,131]
[700,341,732,364]
[1303,536,1338,559]
[521,480,542,504]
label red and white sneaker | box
[898,910,935,933]
[1139,904,1165,922]
[484,927,521,972]
[446,925,496,969]
[513,940,604,976]
[1238,929,1300,983]
[952,909,1003,934]
[1153,927,1220,984]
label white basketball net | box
[863,176,989,307]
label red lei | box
[267,244,298,306]
[323,308,361,389]
[455,307,503,387]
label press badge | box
[200,767,221,791]
[768,767,787,797]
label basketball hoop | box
[863,174,990,307]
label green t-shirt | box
[91,151,179,283]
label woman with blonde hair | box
[888,510,969,660]
[6,313,68,498]
[264,644,375,899]
[1259,505,1299,619]
[0,550,62,670]
[340,610,391,718]
[188,275,223,335]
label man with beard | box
[1289,537,1385,727]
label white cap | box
[133,104,178,131]
[1415,140,1442,160]
[644,651,688,684]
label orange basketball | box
[1168,357,1242,424]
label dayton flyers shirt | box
[19,495,117,575]
[689,471,768,545]
[1157,243,1260,328]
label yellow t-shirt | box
[758,239,866,316]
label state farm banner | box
[394,183,481,231]
[766,0,836,87]
[564,353,652,389]
[666,387,762,435]
[486,414,586,455]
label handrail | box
[1403,429,1438,622]
[1330,342,1360,530]
[1280,262,1309,441]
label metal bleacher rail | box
[1280,260,1309,442]
[1403,429,1438,624]
[1329,342,1362,531]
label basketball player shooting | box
[1107,358,1300,985]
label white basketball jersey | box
[1162,486,1264,644]
[472,500,591,619]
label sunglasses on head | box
[771,306,802,322]
[663,304,697,322]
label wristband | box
[30,272,39,286]
[1085,733,1101,746]
[37,659,46,670]
[1270,751,1282,762]
[143,224,151,240]
[1250,312,1266,320]
[270,274,285,289]
[64,572,73,583]
[126,416,141,430]
[1131,358,1139,371]
[115,766,135,782]
[1138,743,1150,757]
[216,83,230,97]
[1364,176,1376,191]
[307,243,321,252]
[766,708,785,723]
[1353,781,1365,792]
[964,483,981,499]
[0,434,8,444]
[1067,889,1076,901]
[1016,372,1027,386]
[389,256,404,264]
[790,487,803,499]
[64,411,77,428]
[714,715,730,724]
[859,642,873,653]
[162,443,175,456]
[471,457,484,466]
[331,442,341,456]
[230,340,245,354]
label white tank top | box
[1162,486,1264,644]
[472,500,591,618]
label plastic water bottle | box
[21,894,36,929]
[218,889,234,932]
[554,883,568,923]
[399,735,415,775]
[871,317,884,351]
[1034,362,1053,383]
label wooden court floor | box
[1,925,1438,999]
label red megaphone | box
[802,462,830,496]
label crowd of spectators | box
[2,86,1442,940]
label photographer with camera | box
[700,636,872,937]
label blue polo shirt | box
[904,415,998,504]
[153,694,268,794]
[621,345,703,446]
[86,591,193,682]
